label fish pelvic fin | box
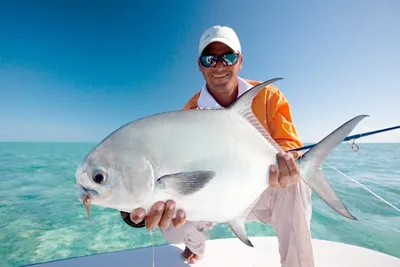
[298,115,369,220]
[228,78,285,152]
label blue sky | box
[0,0,399,143]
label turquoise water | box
[0,142,399,266]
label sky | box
[0,0,399,143]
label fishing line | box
[149,230,155,267]
[324,163,400,213]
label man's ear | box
[238,54,243,70]
[197,58,202,72]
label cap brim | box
[199,37,240,55]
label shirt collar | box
[197,77,253,109]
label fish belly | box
[137,110,278,223]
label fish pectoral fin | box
[155,171,215,195]
[228,217,253,247]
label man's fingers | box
[130,208,145,224]
[285,152,300,184]
[290,151,301,160]
[159,200,176,230]
[269,165,279,188]
[172,209,186,228]
[145,202,164,231]
[277,152,291,187]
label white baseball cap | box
[198,25,241,56]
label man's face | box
[198,42,243,93]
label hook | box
[347,139,359,152]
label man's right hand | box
[130,200,186,231]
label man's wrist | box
[120,211,146,228]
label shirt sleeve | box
[182,102,192,110]
[182,92,200,110]
[266,89,303,153]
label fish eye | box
[92,171,107,184]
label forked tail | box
[227,78,367,220]
[297,115,369,220]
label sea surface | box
[0,142,399,266]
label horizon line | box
[0,141,399,144]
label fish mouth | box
[79,184,99,198]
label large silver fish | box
[76,78,367,247]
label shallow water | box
[0,142,399,266]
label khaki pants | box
[161,180,314,267]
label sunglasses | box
[199,53,239,67]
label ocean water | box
[0,142,399,266]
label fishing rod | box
[288,125,400,153]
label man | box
[123,25,314,267]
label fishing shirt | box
[182,77,303,152]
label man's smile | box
[211,73,229,79]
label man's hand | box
[130,200,186,231]
[269,151,300,188]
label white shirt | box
[197,77,253,109]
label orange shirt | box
[182,79,303,152]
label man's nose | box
[213,59,225,68]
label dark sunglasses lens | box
[200,55,216,67]
[222,53,239,65]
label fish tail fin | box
[298,115,369,220]
[228,78,368,220]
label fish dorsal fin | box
[229,78,282,115]
[240,110,284,152]
[228,78,284,152]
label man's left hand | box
[269,151,300,188]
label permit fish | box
[76,77,367,247]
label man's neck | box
[206,84,239,108]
